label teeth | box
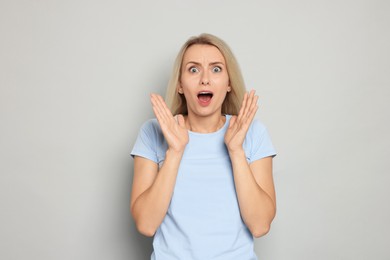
[199,92,212,95]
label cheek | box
[180,82,191,94]
[213,73,229,85]
[180,75,197,87]
[214,79,230,90]
[182,76,191,84]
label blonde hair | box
[165,33,246,115]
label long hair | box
[165,33,246,115]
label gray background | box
[1,0,389,259]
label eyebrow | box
[185,61,225,66]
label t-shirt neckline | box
[188,115,231,136]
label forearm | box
[229,149,276,238]
[132,149,183,236]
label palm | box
[225,90,259,152]
[151,94,188,152]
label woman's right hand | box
[150,94,189,153]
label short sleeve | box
[131,119,162,163]
[244,119,277,163]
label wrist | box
[166,148,185,159]
[227,147,246,159]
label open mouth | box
[197,91,213,103]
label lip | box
[197,90,214,96]
[197,90,213,106]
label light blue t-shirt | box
[131,115,276,260]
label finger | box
[247,98,258,123]
[152,94,174,123]
[245,90,256,114]
[177,114,186,128]
[151,94,165,118]
[154,95,171,117]
[237,92,248,122]
[247,92,258,120]
[151,94,166,124]
[241,90,254,122]
[242,92,258,126]
[151,94,174,128]
[228,115,237,128]
[247,90,256,111]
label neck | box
[185,113,225,133]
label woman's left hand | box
[224,90,259,153]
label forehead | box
[182,44,225,63]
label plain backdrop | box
[1,0,389,259]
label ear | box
[176,81,184,94]
[227,86,231,92]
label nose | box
[200,71,210,86]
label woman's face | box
[179,44,231,117]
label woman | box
[131,33,276,259]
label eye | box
[189,67,199,73]
[212,66,222,73]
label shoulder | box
[247,118,268,138]
[243,118,277,162]
[140,118,160,131]
[139,118,163,136]
[244,118,269,148]
[135,118,166,148]
[132,118,167,163]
